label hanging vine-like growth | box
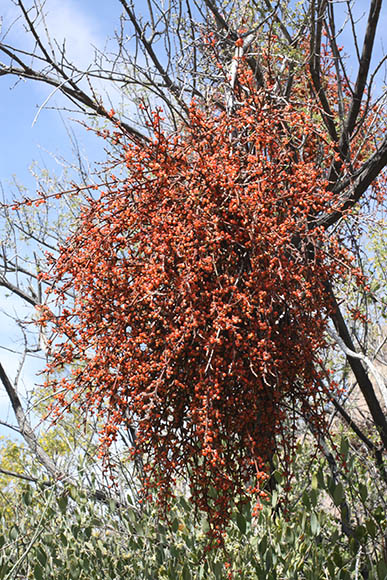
[37,54,382,536]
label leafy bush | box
[1,437,385,579]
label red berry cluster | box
[39,66,371,534]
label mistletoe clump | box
[40,76,358,534]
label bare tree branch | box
[0,273,40,307]
[329,0,383,181]
[318,134,387,229]
[327,289,387,451]
[0,361,61,478]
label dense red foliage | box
[39,67,367,533]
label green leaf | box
[68,486,78,501]
[60,533,68,547]
[242,502,252,523]
[340,437,349,461]
[57,494,68,513]
[365,519,376,538]
[253,563,265,577]
[236,512,246,534]
[212,561,222,578]
[302,490,310,508]
[311,474,318,490]
[179,497,190,511]
[273,470,283,484]
[330,530,339,543]
[340,568,351,580]
[259,536,268,555]
[376,559,387,580]
[359,483,368,502]
[265,549,272,571]
[354,525,366,542]
[310,513,320,536]
[350,537,359,554]
[333,549,342,568]
[22,490,32,506]
[316,467,325,489]
[310,489,318,507]
[183,564,192,580]
[372,507,385,524]
[36,548,47,567]
[84,526,92,540]
[171,518,179,533]
[34,563,44,580]
[333,482,344,506]
[71,525,79,539]
[285,527,294,544]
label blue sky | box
[0,0,125,196]
[0,0,125,434]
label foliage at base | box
[0,436,385,580]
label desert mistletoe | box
[38,61,383,536]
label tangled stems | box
[39,73,368,535]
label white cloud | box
[37,0,103,70]
[1,0,104,70]
[1,0,129,114]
